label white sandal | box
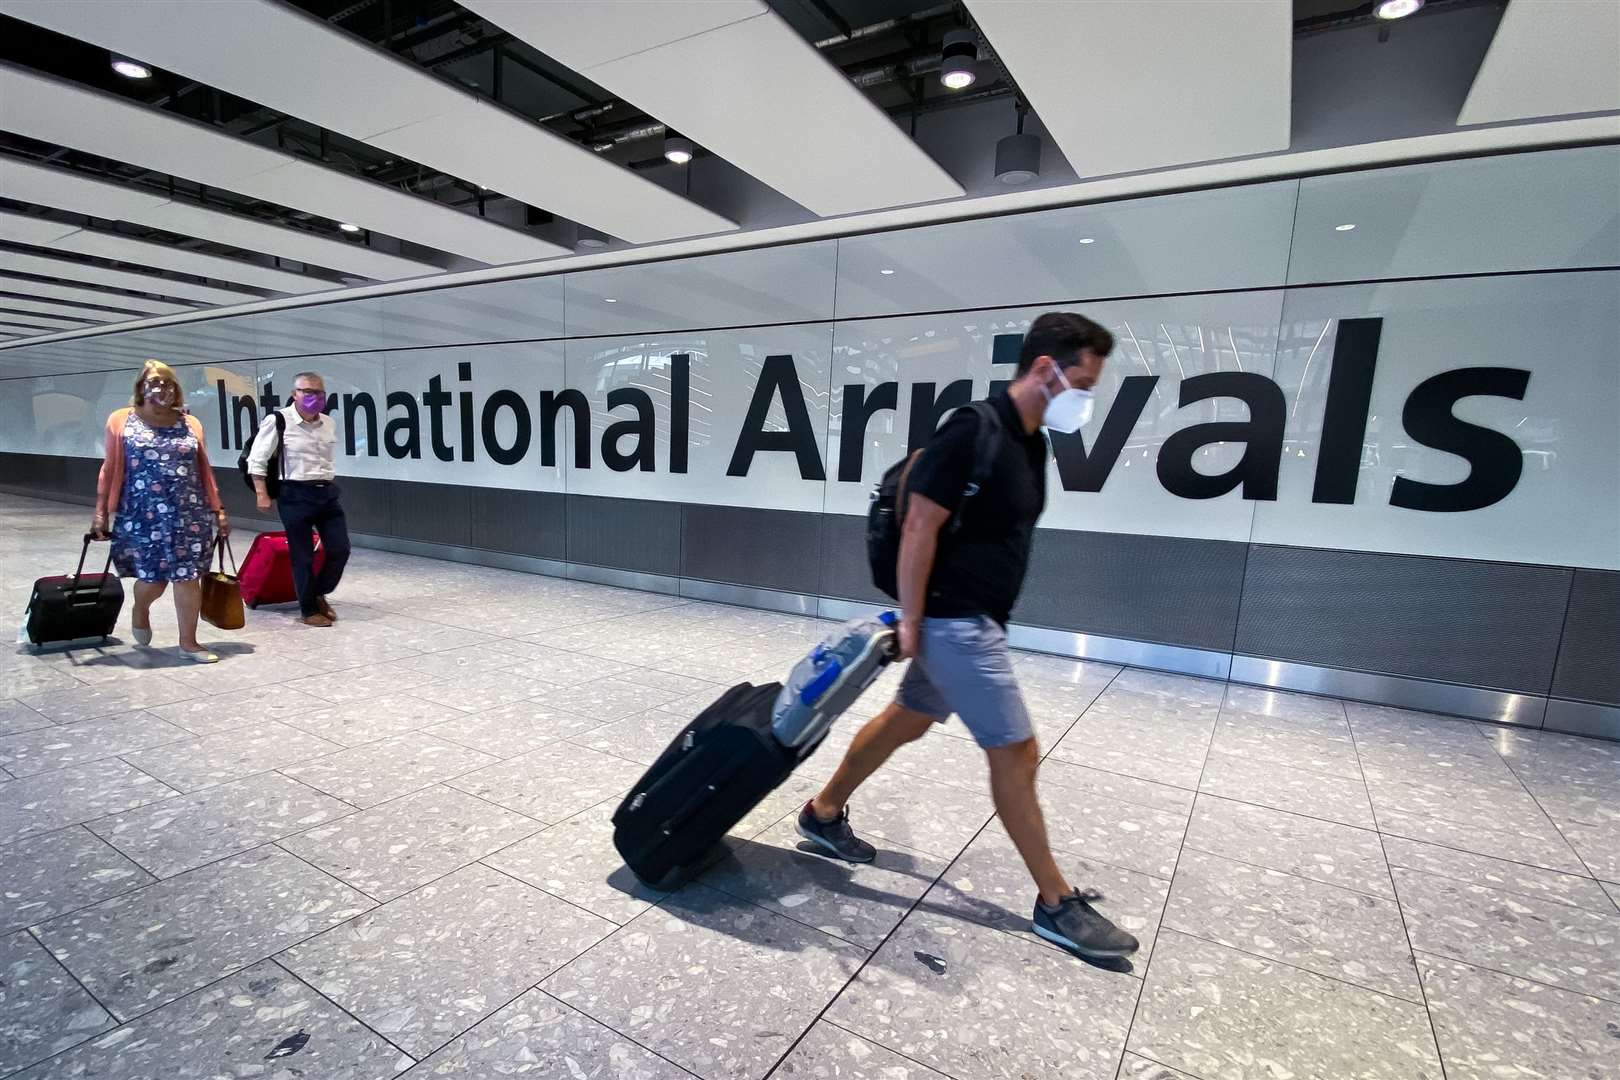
[179,647,219,664]
[132,625,153,646]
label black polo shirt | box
[904,392,1047,626]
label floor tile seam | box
[692,872,885,957]
[1344,710,1454,1080]
[1030,832,1176,888]
[1173,841,1399,903]
[276,735,517,807]
[1043,745,1205,792]
[523,988,709,1080]
[1200,745,1375,788]
[4,925,119,1076]
[1189,790,1380,840]
[1483,743,1607,883]
[750,805,1005,1080]
[1406,946,1620,1006]
[1381,856,1617,916]
[0,824,165,922]
[386,779,552,833]
[0,724,219,782]
[471,858,629,933]
[264,956,423,1066]
[269,838,388,908]
[1369,806,1589,870]
[811,1016,974,1080]
[1386,861,1620,928]
[1153,925,1430,1007]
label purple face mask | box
[297,391,326,412]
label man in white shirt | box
[246,371,350,627]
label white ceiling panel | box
[1458,0,1620,125]
[0,212,80,246]
[966,0,1291,178]
[0,64,564,265]
[473,2,964,217]
[466,0,764,71]
[0,273,193,315]
[0,296,128,323]
[0,250,263,305]
[0,308,93,330]
[1,1,736,244]
[0,158,440,280]
[0,318,66,334]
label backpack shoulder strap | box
[962,401,1003,494]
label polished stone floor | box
[1,492,1617,1080]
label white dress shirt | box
[247,405,337,482]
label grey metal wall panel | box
[1552,570,1620,705]
[681,504,822,593]
[1235,545,1571,693]
[817,513,889,605]
[565,494,681,576]
[389,481,471,547]
[1016,530,1249,651]
[472,488,567,561]
[1,453,98,506]
[335,476,393,537]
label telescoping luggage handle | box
[65,533,115,606]
[797,611,900,706]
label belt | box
[283,478,334,487]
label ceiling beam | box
[0,272,194,315]
[0,249,264,305]
[0,295,130,323]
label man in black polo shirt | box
[799,312,1139,961]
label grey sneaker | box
[1032,888,1140,959]
[796,802,876,863]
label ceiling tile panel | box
[0,273,194,315]
[0,250,264,305]
[0,296,128,323]
[1458,0,1620,125]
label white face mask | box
[1040,369,1094,434]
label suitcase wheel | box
[639,866,689,892]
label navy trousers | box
[276,481,351,617]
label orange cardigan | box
[95,408,223,519]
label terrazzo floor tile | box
[925,827,1169,966]
[1364,774,1555,834]
[0,667,81,702]
[383,643,518,681]
[773,1021,953,1080]
[1197,750,1377,829]
[146,684,334,736]
[423,700,603,758]
[287,662,441,704]
[1558,818,1620,881]
[1604,881,1620,912]
[1392,867,1620,1002]
[0,710,189,777]
[568,708,698,767]
[1221,684,1350,734]
[409,988,691,1079]
[282,863,616,1058]
[17,676,197,724]
[1417,952,1620,1080]
[280,692,469,747]
[0,930,114,1074]
[1373,805,1589,875]
[1036,755,1196,816]
[701,817,948,949]
[32,845,372,1020]
[1109,669,1228,706]
[533,677,683,723]
[8,959,412,1079]
[1046,730,1207,790]
[121,720,343,793]
[498,650,628,687]
[0,701,51,737]
[409,670,559,714]
[1183,794,1394,897]
[0,758,178,846]
[1208,715,1364,780]
[827,908,1139,1080]
[484,802,668,925]
[1115,1054,1198,1080]
[545,883,866,1080]
[1165,848,1422,1001]
[822,768,995,861]
[86,770,354,877]
[280,784,541,901]
[445,741,646,824]
[1128,929,1444,1080]
[0,825,152,933]
[1039,785,1189,880]
[1381,834,1616,913]
[281,732,497,808]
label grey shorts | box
[895,615,1035,749]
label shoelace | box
[1067,888,1106,906]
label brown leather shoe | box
[317,596,336,621]
[301,613,334,627]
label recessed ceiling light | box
[338,222,362,233]
[880,268,896,275]
[663,135,694,165]
[1335,223,1357,232]
[1375,0,1423,20]
[110,56,152,79]
[577,228,610,249]
[603,298,617,303]
[939,29,977,91]
[1078,237,1096,245]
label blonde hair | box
[131,360,184,408]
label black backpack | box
[866,401,1002,600]
[237,409,286,498]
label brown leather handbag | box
[200,536,245,630]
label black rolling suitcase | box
[25,534,124,647]
[612,616,898,889]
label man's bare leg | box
[985,737,1071,905]
[809,702,936,819]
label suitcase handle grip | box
[661,757,745,836]
[71,533,114,588]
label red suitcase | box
[239,530,325,608]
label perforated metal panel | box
[472,489,567,561]
[817,514,888,605]
[682,504,822,593]
[1236,545,1571,693]
[1016,529,1249,650]
[1553,570,1620,705]
[390,481,471,548]
[566,494,681,575]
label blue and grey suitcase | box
[611,614,899,888]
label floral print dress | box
[111,412,214,583]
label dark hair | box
[1015,312,1113,376]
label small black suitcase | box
[25,534,124,648]
[612,682,797,889]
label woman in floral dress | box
[90,360,231,663]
